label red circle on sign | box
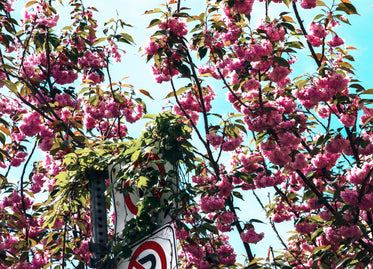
[124,181,139,215]
[128,241,167,269]
[124,154,166,215]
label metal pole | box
[87,169,111,268]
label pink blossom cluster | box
[300,0,317,9]
[240,228,264,244]
[22,3,60,28]
[159,17,188,37]
[200,196,225,213]
[329,35,344,47]
[295,221,317,234]
[79,51,107,85]
[294,73,349,109]
[22,52,78,85]
[173,86,215,124]
[307,22,328,47]
[179,234,236,268]
[233,0,254,15]
[144,38,161,55]
[83,93,143,133]
[258,22,286,42]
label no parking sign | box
[118,225,178,269]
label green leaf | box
[203,222,219,234]
[120,33,135,44]
[336,2,359,15]
[147,19,162,28]
[1,80,17,93]
[198,47,208,59]
[361,115,373,129]
[93,37,106,46]
[285,41,304,49]
[362,88,373,95]
[306,170,316,179]
[282,0,291,7]
[313,14,325,21]
[25,0,38,8]
[233,191,243,200]
[177,64,191,78]
[316,1,326,6]
[164,86,189,99]
[137,176,149,189]
[312,244,331,255]
[349,83,364,92]
[131,149,141,162]
[249,218,264,224]
[142,114,156,119]
[275,57,290,68]
[0,132,6,145]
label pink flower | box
[311,152,339,169]
[259,22,285,42]
[340,189,359,205]
[206,133,223,148]
[329,35,344,47]
[340,113,356,127]
[289,153,308,170]
[200,196,225,213]
[10,152,28,167]
[268,66,291,83]
[324,226,341,243]
[221,133,244,151]
[307,35,323,47]
[300,0,317,9]
[338,225,362,239]
[240,228,264,244]
[218,177,234,198]
[19,111,43,137]
[300,242,315,253]
[37,14,59,28]
[82,72,104,85]
[308,22,328,39]
[266,148,291,166]
[326,137,348,154]
[295,222,317,234]
[159,17,188,36]
[243,78,261,91]
[347,165,371,185]
[360,193,373,210]
[39,137,54,152]
[217,243,236,265]
[219,211,235,224]
[360,107,373,125]
[144,39,161,55]
[319,210,332,221]
[233,0,254,15]
[307,198,322,210]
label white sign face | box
[110,162,139,234]
[109,157,177,236]
[118,225,178,269]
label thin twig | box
[292,2,321,67]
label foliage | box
[0,0,372,268]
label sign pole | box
[87,169,111,268]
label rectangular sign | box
[117,224,178,269]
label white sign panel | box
[110,162,139,234]
[118,225,178,269]
[109,156,177,236]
